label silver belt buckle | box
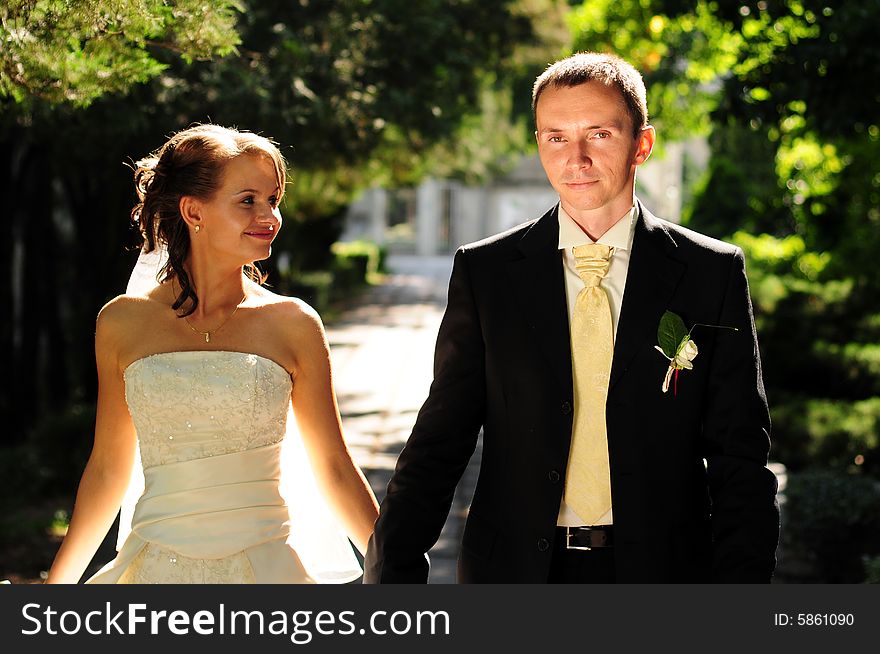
[566,526,592,551]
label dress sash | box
[131,443,291,558]
[86,441,361,584]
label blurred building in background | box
[340,138,709,254]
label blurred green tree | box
[0,0,242,105]
[0,1,566,459]
[567,0,880,476]
[567,0,880,581]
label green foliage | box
[330,254,370,294]
[656,310,687,359]
[328,240,388,296]
[731,232,831,288]
[568,0,744,139]
[274,241,387,314]
[331,240,388,276]
[0,503,64,545]
[864,555,880,584]
[0,403,94,507]
[772,397,880,474]
[0,1,563,454]
[569,0,880,268]
[783,469,880,582]
[561,1,880,484]
[683,124,788,238]
[49,509,70,537]
[711,0,880,141]
[277,270,333,316]
[812,342,880,395]
[727,230,878,474]
[200,0,557,218]
[3,0,558,207]
[0,0,242,106]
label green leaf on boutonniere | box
[657,310,688,358]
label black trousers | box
[548,529,616,583]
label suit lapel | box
[503,201,685,396]
[609,200,686,391]
[506,205,573,398]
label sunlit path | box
[327,255,480,583]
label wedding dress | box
[85,349,361,584]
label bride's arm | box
[45,300,137,583]
[287,303,379,555]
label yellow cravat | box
[564,243,614,524]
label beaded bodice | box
[123,351,292,468]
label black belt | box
[556,525,614,550]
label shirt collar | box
[557,203,637,252]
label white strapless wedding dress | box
[85,350,361,584]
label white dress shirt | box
[556,203,637,527]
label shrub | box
[331,240,387,276]
[771,396,880,475]
[864,555,880,584]
[284,271,333,310]
[782,469,880,582]
[0,404,95,507]
[330,251,369,292]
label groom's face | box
[535,81,654,223]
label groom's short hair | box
[532,52,649,138]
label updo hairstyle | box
[130,124,287,317]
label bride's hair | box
[130,123,287,317]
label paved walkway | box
[326,255,478,583]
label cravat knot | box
[572,243,613,288]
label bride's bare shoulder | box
[95,292,168,346]
[97,293,156,325]
[251,285,322,325]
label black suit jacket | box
[364,200,779,583]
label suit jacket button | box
[561,401,572,415]
[548,470,560,483]
[537,538,550,552]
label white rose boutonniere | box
[654,310,737,395]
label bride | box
[46,124,379,583]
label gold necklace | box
[183,297,245,343]
[174,280,246,343]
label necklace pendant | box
[205,333,211,343]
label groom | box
[364,52,779,583]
